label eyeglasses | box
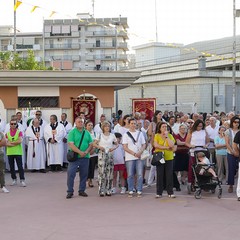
[36,114,41,116]
[10,123,17,125]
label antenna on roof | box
[92,0,95,18]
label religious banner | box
[132,98,156,121]
[72,99,96,125]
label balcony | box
[1,45,9,51]
[44,43,80,50]
[86,30,128,39]
[84,42,128,50]
[85,54,128,61]
[45,55,80,61]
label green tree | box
[1,50,53,70]
[0,51,11,70]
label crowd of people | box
[1,109,240,201]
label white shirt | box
[113,144,125,165]
[206,125,219,148]
[122,130,146,161]
[96,133,117,152]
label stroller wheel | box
[211,189,215,194]
[218,189,222,199]
[194,189,201,199]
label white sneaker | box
[137,191,142,197]
[20,180,26,187]
[111,188,116,194]
[1,186,9,193]
[128,191,134,198]
[120,187,126,194]
[10,179,17,186]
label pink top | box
[5,129,23,139]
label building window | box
[96,40,100,47]
[18,97,59,108]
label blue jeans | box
[67,158,89,194]
[227,153,238,185]
[126,159,144,192]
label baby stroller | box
[191,148,222,199]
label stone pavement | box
[1,170,240,240]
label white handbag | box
[141,149,150,160]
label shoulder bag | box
[151,138,166,166]
[67,130,85,162]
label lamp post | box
[13,0,17,68]
[233,0,240,112]
[110,21,120,113]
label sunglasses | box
[36,114,41,116]
[187,122,193,124]
[234,121,240,123]
[10,123,17,125]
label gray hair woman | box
[93,121,118,197]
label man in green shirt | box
[66,117,93,199]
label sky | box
[0,0,238,49]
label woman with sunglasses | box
[225,116,240,193]
[5,120,26,187]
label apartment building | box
[0,25,43,62]
[0,14,129,70]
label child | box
[112,133,126,194]
[196,152,218,178]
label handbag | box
[67,130,85,162]
[141,149,150,160]
[151,152,165,166]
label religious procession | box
[1,109,240,202]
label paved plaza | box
[1,170,240,240]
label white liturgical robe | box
[44,122,66,166]
[25,126,46,170]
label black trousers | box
[88,156,98,179]
[156,160,174,195]
[8,155,25,180]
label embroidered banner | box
[72,100,96,125]
[132,98,156,121]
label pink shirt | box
[5,129,23,139]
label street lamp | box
[110,21,120,71]
[110,20,120,114]
[233,0,240,112]
[13,0,17,68]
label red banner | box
[132,98,156,121]
[72,100,96,125]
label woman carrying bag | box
[154,122,176,198]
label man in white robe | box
[44,115,66,172]
[25,118,46,172]
[60,113,73,168]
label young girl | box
[112,132,126,194]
